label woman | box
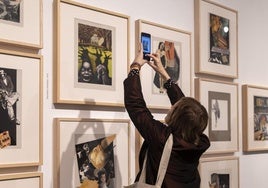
[124,43,210,187]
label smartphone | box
[141,32,151,61]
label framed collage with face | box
[242,84,268,151]
[199,156,239,188]
[55,0,129,106]
[194,0,238,78]
[135,19,191,109]
[54,118,130,188]
[0,0,42,49]
[0,49,42,168]
[195,78,238,154]
[0,172,43,188]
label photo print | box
[209,173,230,188]
[0,67,21,148]
[75,134,116,188]
[75,19,115,89]
[0,0,21,23]
[253,96,268,141]
[208,91,231,142]
[152,38,181,94]
[209,13,230,65]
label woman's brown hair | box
[165,97,208,145]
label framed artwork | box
[135,19,191,109]
[0,0,42,49]
[0,172,43,187]
[55,0,129,106]
[242,84,268,151]
[54,118,130,188]
[194,0,238,78]
[195,78,238,154]
[199,156,239,188]
[0,49,42,167]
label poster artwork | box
[209,13,230,65]
[0,67,21,148]
[0,0,21,23]
[75,135,116,188]
[253,96,268,141]
[77,21,113,87]
[152,39,181,94]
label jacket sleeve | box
[165,79,185,105]
[124,74,184,141]
[124,74,157,141]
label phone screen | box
[141,32,151,60]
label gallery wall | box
[1,0,267,187]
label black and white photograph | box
[0,67,21,147]
[0,0,21,23]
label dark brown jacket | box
[124,74,210,188]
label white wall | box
[41,0,268,187]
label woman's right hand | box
[147,51,170,81]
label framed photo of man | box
[0,49,42,168]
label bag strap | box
[138,133,173,186]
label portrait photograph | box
[0,67,21,148]
[75,19,114,89]
[0,50,42,168]
[151,38,181,95]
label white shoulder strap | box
[138,134,173,186]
